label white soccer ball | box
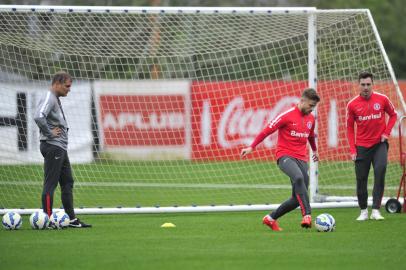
[2,211,22,230]
[315,213,336,232]
[50,211,70,229]
[29,211,50,230]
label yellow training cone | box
[161,222,176,228]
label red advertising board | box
[192,81,307,160]
[100,95,186,146]
[95,80,191,160]
[191,80,401,161]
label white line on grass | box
[0,181,398,190]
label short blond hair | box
[302,88,320,102]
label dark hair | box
[51,71,72,85]
[302,88,320,102]
[358,71,373,82]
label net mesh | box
[0,8,403,209]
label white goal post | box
[0,5,404,214]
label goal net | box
[0,6,404,213]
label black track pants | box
[355,142,388,210]
[40,142,75,219]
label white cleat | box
[370,209,385,220]
[356,209,369,221]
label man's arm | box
[346,104,357,160]
[33,92,57,138]
[382,97,397,141]
[308,120,319,161]
[240,112,285,158]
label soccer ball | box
[29,211,50,230]
[315,213,336,232]
[2,211,22,230]
[50,211,70,229]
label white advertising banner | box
[0,81,93,164]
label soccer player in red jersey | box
[347,71,397,221]
[241,88,320,231]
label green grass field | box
[0,161,402,208]
[1,208,405,270]
[1,161,405,269]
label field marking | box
[0,181,397,190]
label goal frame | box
[0,5,403,215]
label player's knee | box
[374,164,387,175]
[60,184,73,194]
[292,174,304,184]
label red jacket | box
[251,105,316,162]
[346,91,397,155]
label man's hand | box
[51,127,62,137]
[351,153,357,161]
[240,147,253,158]
[381,134,388,142]
[312,151,319,162]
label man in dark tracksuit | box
[347,71,397,221]
[34,71,91,228]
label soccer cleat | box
[370,209,384,220]
[262,215,283,231]
[47,220,58,230]
[356,209,369,221]
[301,215,312,228]
[69,218,92,228]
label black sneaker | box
[69,218,92,228]
[47,220,58,230]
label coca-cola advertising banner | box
[192,81,307,160]
[191,80,401,161]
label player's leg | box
[354,145,372,220]
[296,159,312,228]
[40,142,64,217]
[263,194,295,231]
[295,158,311,215]
[262,156,301,231]
[59,152,75,219]
[269,196,299,221]
[273,156,310,218]
[59,154,92,228]
[370,142,388,220]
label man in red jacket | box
[347,71,397,221]
[241,88,320,231]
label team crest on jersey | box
[373,103,381,110]
[307,121,312,129]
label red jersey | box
[250,105,317,162]
[346,91,397,155]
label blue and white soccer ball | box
[315,213,336,232]
[50,211,70,229]
[2,211,22,230]
[29,211,50,230]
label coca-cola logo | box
[217,96,299,148]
